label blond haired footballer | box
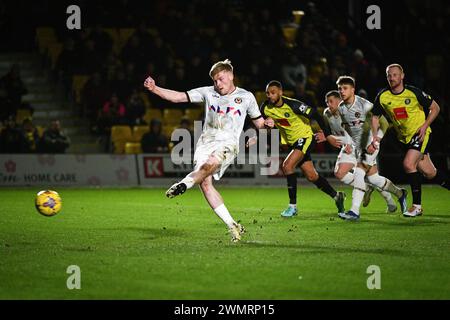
[370,64,449,217]
[144,59,266,242]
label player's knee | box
[403,160,417,173]
[282,162,295,175]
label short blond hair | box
[209,59,234,78]
[386,63,404,74]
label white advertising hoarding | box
[0,154,138,186]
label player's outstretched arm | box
[144,76,188,103]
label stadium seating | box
[254,91,267,105]
[162,125,178,140]
[163,109,184,126]
[125,142,142,154]
[143,108,163,124]
[132,125,150,142]
[15,109,32,124]
[284,90,294,97]
[111,125,132,154]
[184,108,203,121]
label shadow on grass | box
[240,241,408,256]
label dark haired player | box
[261,80,345,217]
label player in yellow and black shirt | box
[371,64,449,217]
[261,80,345,217]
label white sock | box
[340,172,355,186]
[180,176,195,189]
[289,204,297,209]
[350,167,366,215]
[413,204,422,209]
[213,204,235,228]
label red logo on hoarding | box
[144,157,163,178]
[4,160,16,173]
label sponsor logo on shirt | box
[208,105,241,116]
[393,107,408,119]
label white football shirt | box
[338,95,373,148]
[186,86,261,144]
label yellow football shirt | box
[261,96,314,145]
[373,85,432,144]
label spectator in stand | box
[172,117,194,150]
[282,54,307,90]
[97,93,127,134]
[350,49,369,84]
[20,118,40,153]
[0,116,24,153]
[81,72,111,126]
[126,89,147,126]
[39,120,70,153]
[141,119,168,153]
[0,64,28,120]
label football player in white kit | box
[144,59,266,242]
[321,90,401,213]
[331,76,407,220]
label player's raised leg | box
[165,155,219,198]
[199,175,244,242]
[300,160,346,215]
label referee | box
[370,64,449,217]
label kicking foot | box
[403,206,423,217]
[334,191,346,214]
[165,182,187,198]
[280,206,298,217]
[229,222,245,242]
[338,210,360,221]
[362,185,375,207]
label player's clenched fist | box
[144,76,156,91]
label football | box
[35,190,62,217]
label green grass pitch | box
[0,186,449,299]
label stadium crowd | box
[0,0,448,156]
